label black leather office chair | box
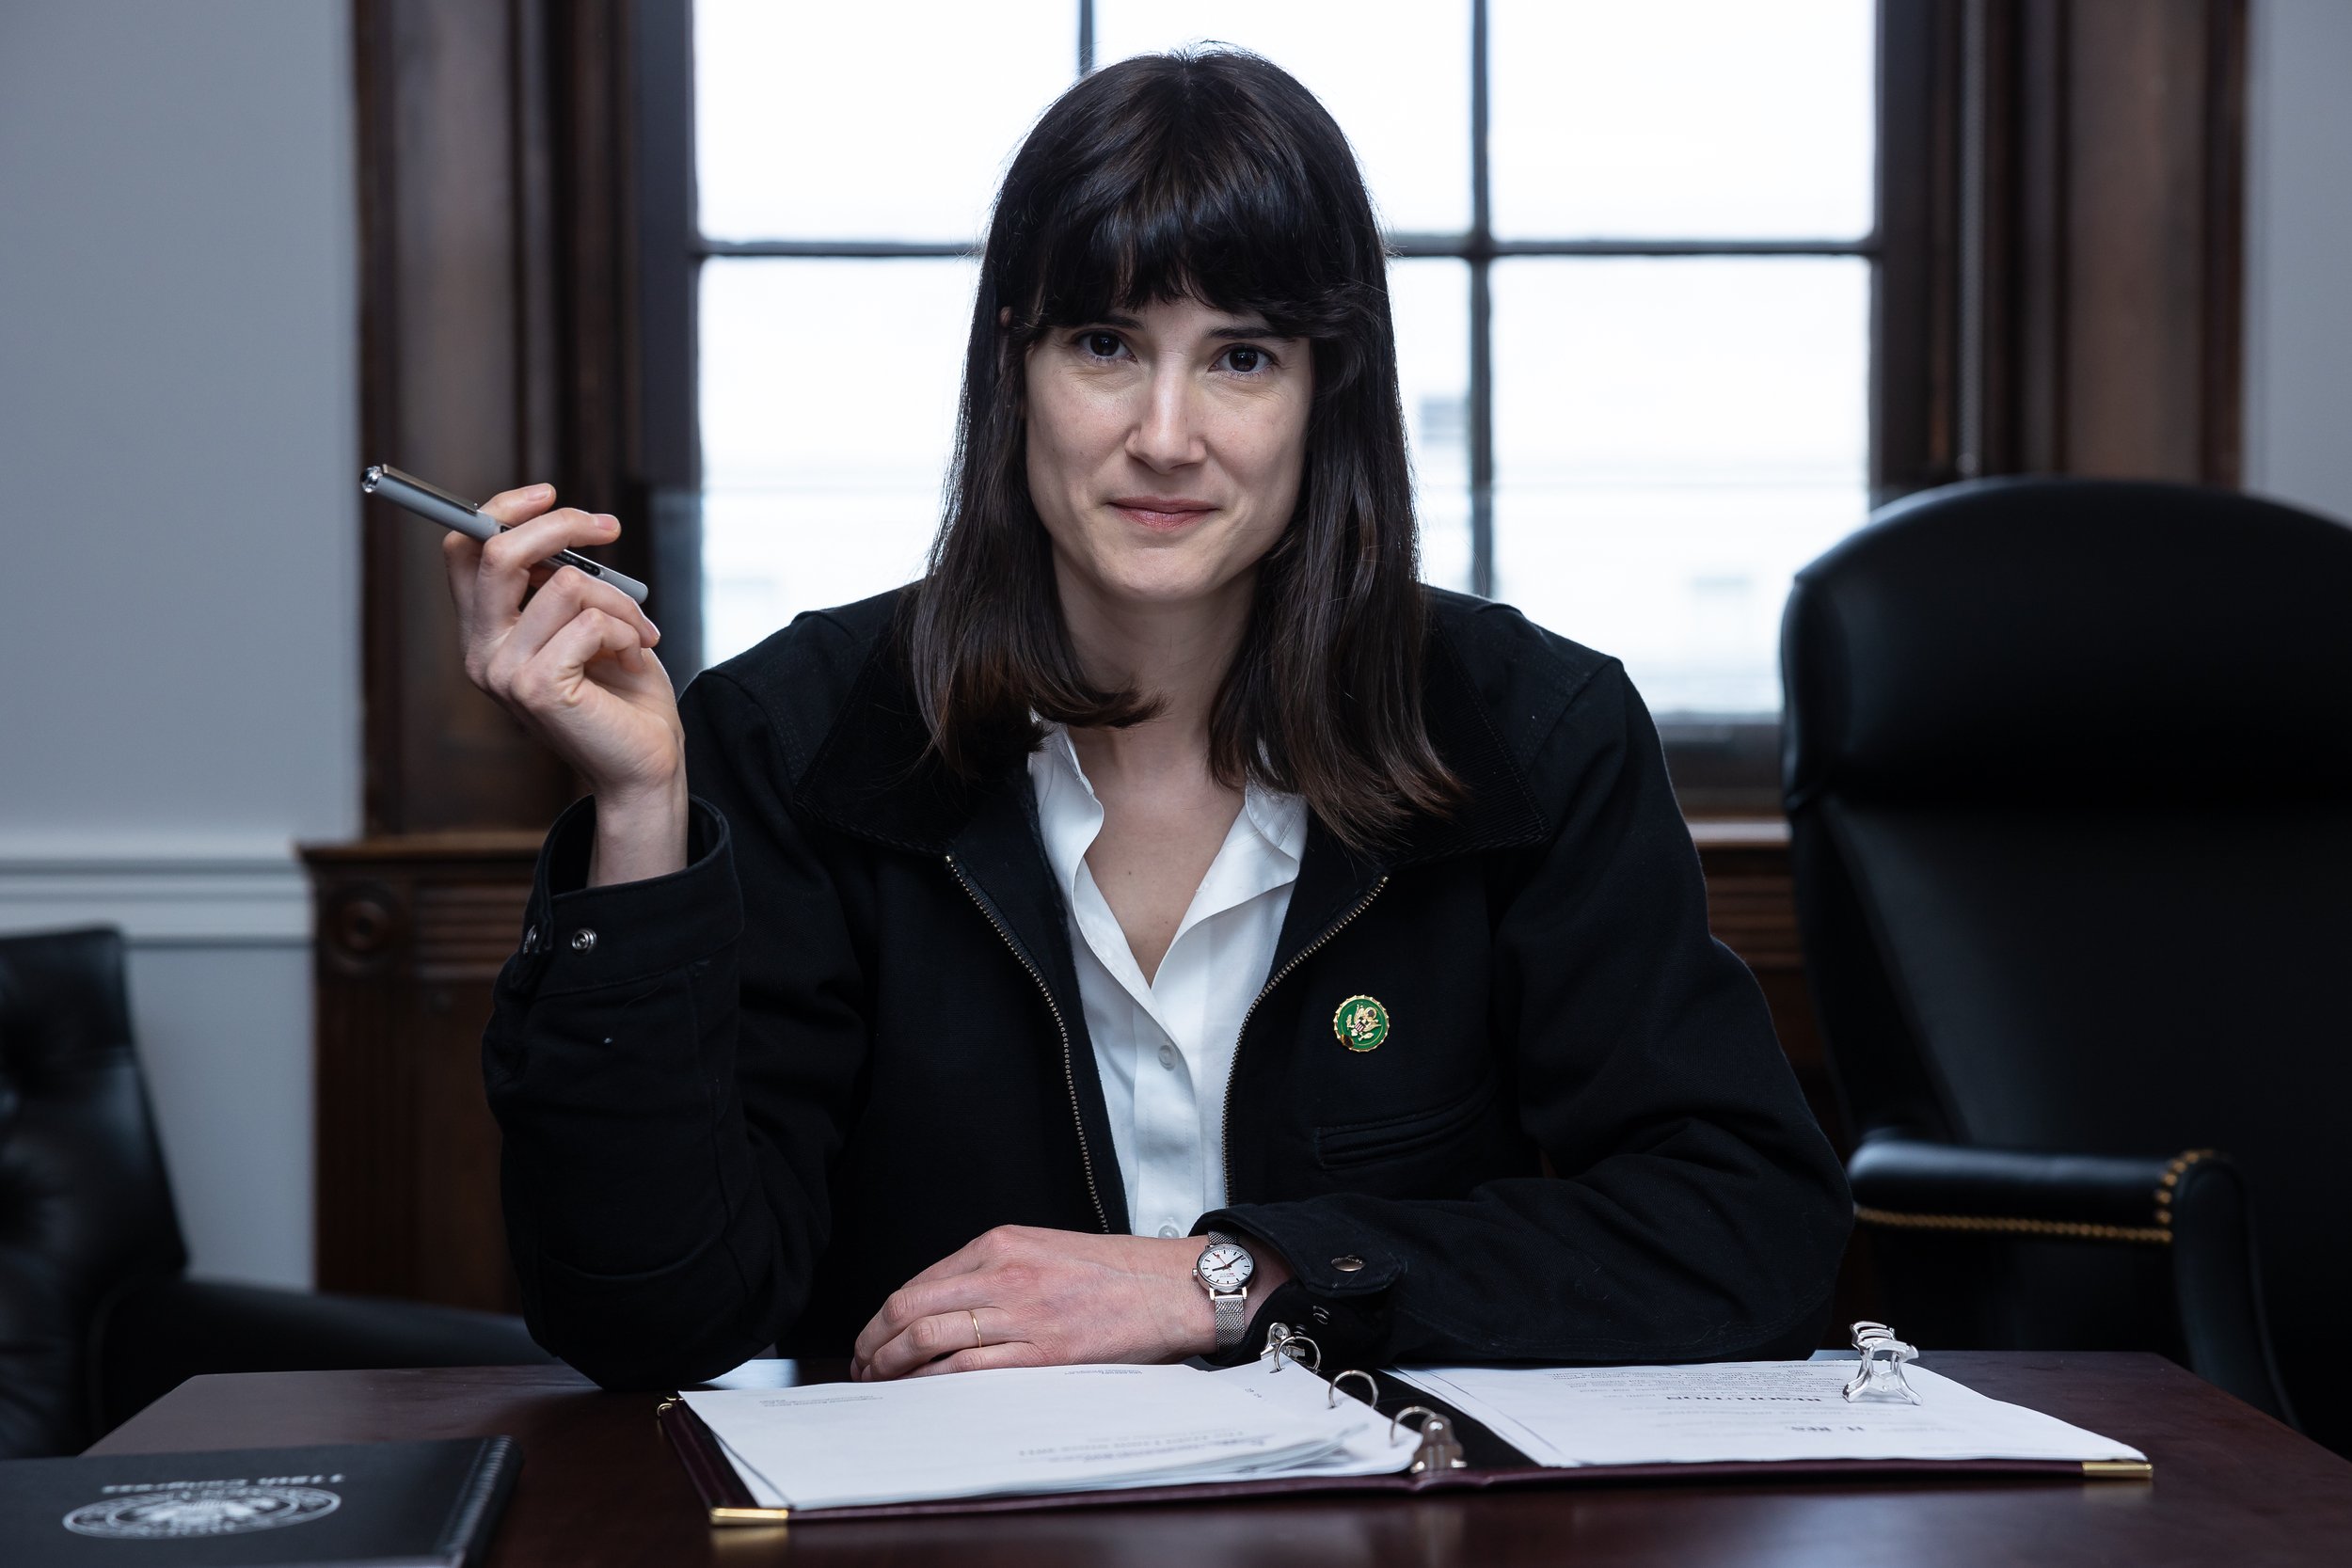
[0,926,553,1458]
[1781,477,2352,1455]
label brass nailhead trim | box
[2153,1148,2220,1226]
[1855,1146,2225,1248]
[1853,1205,2173,1245]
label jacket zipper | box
[945,853,1112,1234]
[1221,876,1390,1203]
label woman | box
[448,50,1849,1390]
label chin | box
[1089,551,1238,608]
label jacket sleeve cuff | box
[1199,1206,1401,1370]
[503,795,741,997]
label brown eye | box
[1226,346,1264,373]
[1083,331,1122,357]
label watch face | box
[1197,1240,1254,1292]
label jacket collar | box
[790,620,1550,868]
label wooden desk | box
[88,1354,2350,1566]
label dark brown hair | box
[905,48,1457,848]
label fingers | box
[851,1280,966,1370]
[471,505,630,637]
[860,1308,1028,1383]
[480,483,560,526]
[521,608,648,705]
[905,1342,1046,1378]
[490,563,660,686]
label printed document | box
[1392,1360,2147,1468]
[678,1361,1415,1511]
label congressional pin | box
[1333,995,1391,1052]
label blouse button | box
[1157,1045,1176,1069]
[1331,1256,1365,1273]
[570,928,598,954]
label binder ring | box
[1390,1404,1445,1445]
[1328,1369,1379,1410]
[1263,1323,1321,1374]
[1391,1406,1470,1473]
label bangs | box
[995,48,1380,350]
[914,47,1456,849]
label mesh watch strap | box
[1203,1230,1250,1352]
[1211,1287,1248,1351]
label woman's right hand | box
[445,483,689,885]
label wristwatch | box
[1194,1231,1256,1352]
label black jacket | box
[485,587,1851,1388]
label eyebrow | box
[1088,311,1286,341]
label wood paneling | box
[306,835,540,1310]
[353,0,665,837]
[1878,0,2248,495]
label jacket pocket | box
[1314,1079,1500,1171]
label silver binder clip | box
[1390,1406,1469,1474]
[1843,1320,1922,1404]
[1260,1323,1321,1375]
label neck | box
[1054,560,1255,771]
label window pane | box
[696,1,1073,242]
[1389,259,1472,591]
[699,258,977,664]
[1489,257,1869,715]
[1095,1,1470,233]
[1488,0,1874,240]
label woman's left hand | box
[850,1226,1291,1380]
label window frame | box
[624,0,2246,818]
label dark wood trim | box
[351,0,689,832]
[2200,0,2248,485]
[1878,0,2249,498]
[629,0,704,680]
[1874,0,1963,499]
[306,835,544,1307]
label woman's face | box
[1023,295,1312,617]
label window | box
[690,0,1877,800]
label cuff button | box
[1331,1255,1365,1273]
[569,928,598,954]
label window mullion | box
[1469,0,1495,598]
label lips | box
[1109,497,1217,531]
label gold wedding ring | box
[969,1309,984,1349]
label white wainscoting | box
[0,843,314,1289]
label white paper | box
[1391,1360,2146,1468]
[680,1360,1414,1512]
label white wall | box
[0,2,359,1288]
[2245,0,2352,523]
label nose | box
[1126,359,1206,472]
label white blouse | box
[1026,726,1307,1240]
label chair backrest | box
[1780,476,2352,1451]
[0,927,187,1456]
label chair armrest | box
[1847,1136,2223,1242]
[1848,1137,2293,1424]
[91,1275,556,1433]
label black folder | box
[0,1437,518,1566]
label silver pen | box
[361,464,651,605]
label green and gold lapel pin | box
[1334,995,1390,1052]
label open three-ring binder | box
[657,1323,2150,1525]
